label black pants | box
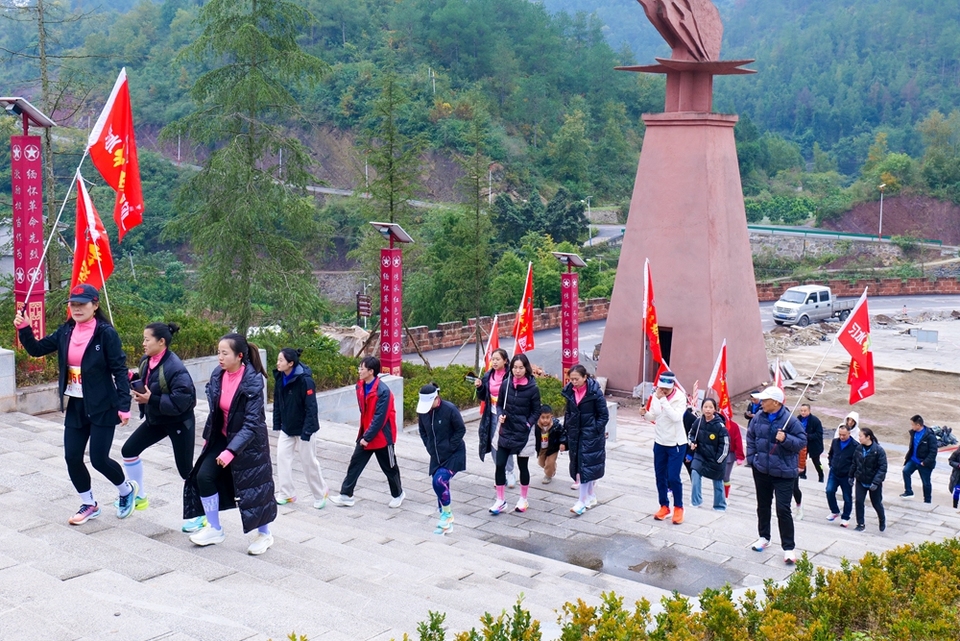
[495,448,529,486]
[63,398,125,492]
[808,451,824,480]
[121,418,196,479]
[753,469,796,551]
[339,443,402,498]
[855,482,885,527]
[793,477,802,504]
[196,431,228,497]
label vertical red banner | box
[560,271,579,378]
[379,248,403,376]
[11,135,46,343]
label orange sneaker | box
[672,507,684,524]
[654,506,671,520]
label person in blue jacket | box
[417,383,466,535]
[746,386,806,565]
[901,414,938,503]
[273,347,329,509]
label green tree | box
[548,108,592,187]
[543,187,588,245]
[162,0,330,333]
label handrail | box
[747,225,943,246]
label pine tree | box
[162,0,329,333]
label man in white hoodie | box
[640,371,689,524]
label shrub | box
[401,363,477,423]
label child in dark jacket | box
[535,405,565,484]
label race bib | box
[65,366,83,398]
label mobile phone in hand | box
[132,379,147,394]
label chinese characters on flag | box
[70,176,115,291]
[560,271,579,376]
[87,68,144,242]
[643,258,664,367]
[707,340,733,422]
[512,262,535,355]
[483,316,500,372]
[836,289,875,404]
[11,135,46,341]
[379,248,403,376]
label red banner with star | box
[11,135,46,342]
[379,248,403,376]
[561,271,579,377]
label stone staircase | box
[2,404,958,641]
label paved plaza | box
[1,398,959,640]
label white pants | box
[276,432,329,501]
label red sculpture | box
[636,0,723,62]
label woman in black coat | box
[561,365,609,515]
[849,427,887,532]
[688,398,729,511]
[184,333,277,555]
[122,322,199,530]
[476,348,518,486]
[273,348,328,509]
[490,353,541,515]
[417,383,467,535]
[15,284,137,525]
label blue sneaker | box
[182,516,207,533]
[116,481,140,519]
[113,496,149,511]
[434,511,454,535]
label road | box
[404,294,960,376]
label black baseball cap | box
[68,284,100,303]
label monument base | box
[598,112,768,397]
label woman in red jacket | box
[329,356,404,508]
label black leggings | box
[121,418,196,479]
[495,449,529,486]
[196,433,228,498]
[63,415,125,493]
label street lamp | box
[581,196,592,245]
[878,183,886,242]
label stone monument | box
[597,0,768,396]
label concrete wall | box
[749,232,904,263]
[0,348,15,413]
[313,374,403,427]
[756,276,960,302]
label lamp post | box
[552,251,587,380]
[878,183,886,242]
[370,222,414,376]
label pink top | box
[512,376,528,388]
[573,384,587,405]
[219,365,245,433]
[67,318,97,367]
[488,368,505,399]
[146,349,166,378]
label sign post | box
[3,97,57,345]
[370,222,414,376]
[552,252,587,381]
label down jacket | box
[356,377,397,450]
[18,320,131,423]
[535,417,565,457]
[418,399,467,476]
[850,441,887,488]
[272,364,320,440]
[827,436,859,479]
[801,413,825,457]
[746,407,807,479]
[561,378,608,483]
[183,365,277,533]
[135,349,196,428]
[948,449,960,493]
[689,413,729,481]
[495,375,541,456]
[904,426,938,469]
[476,367,507,461]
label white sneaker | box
[826,513,840,521]
[570,481,580,490]
[329,494,355,507]
[586,495,598,508]
[313,494,328,509]
[506,471,517,488]
[840,519,850,528]
[388,492,405,508]
[514,497,528,513]
[190,526,225,547]
[784,549,797,565]
[570,501,587,515]
[541,475,552,484]
[751,537,770,552]
[795,503,804,521]
[247,532,274,556]
[489,499,508,515]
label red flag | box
[836,288,875,403]
[483,316,500,371]
[512,262,535,355]
[773,357,785,392]
[71,176,115,291]
[846,353,875,404]
[707,340,733,422]
[87,68,144,242]
[643,259,664,366]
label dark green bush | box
[401,363,477,423]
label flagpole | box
[640,259,649,397]
[24,156,88,305]
[787,333,840,419]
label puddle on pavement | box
[486,532,744,595]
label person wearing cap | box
[14,284,139,525]
[329,356,404,508]
[640,370,688,524]
[900,414,938,504]
[745,385,807,564]
[417,384,466,535]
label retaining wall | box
[756,277,960,301]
